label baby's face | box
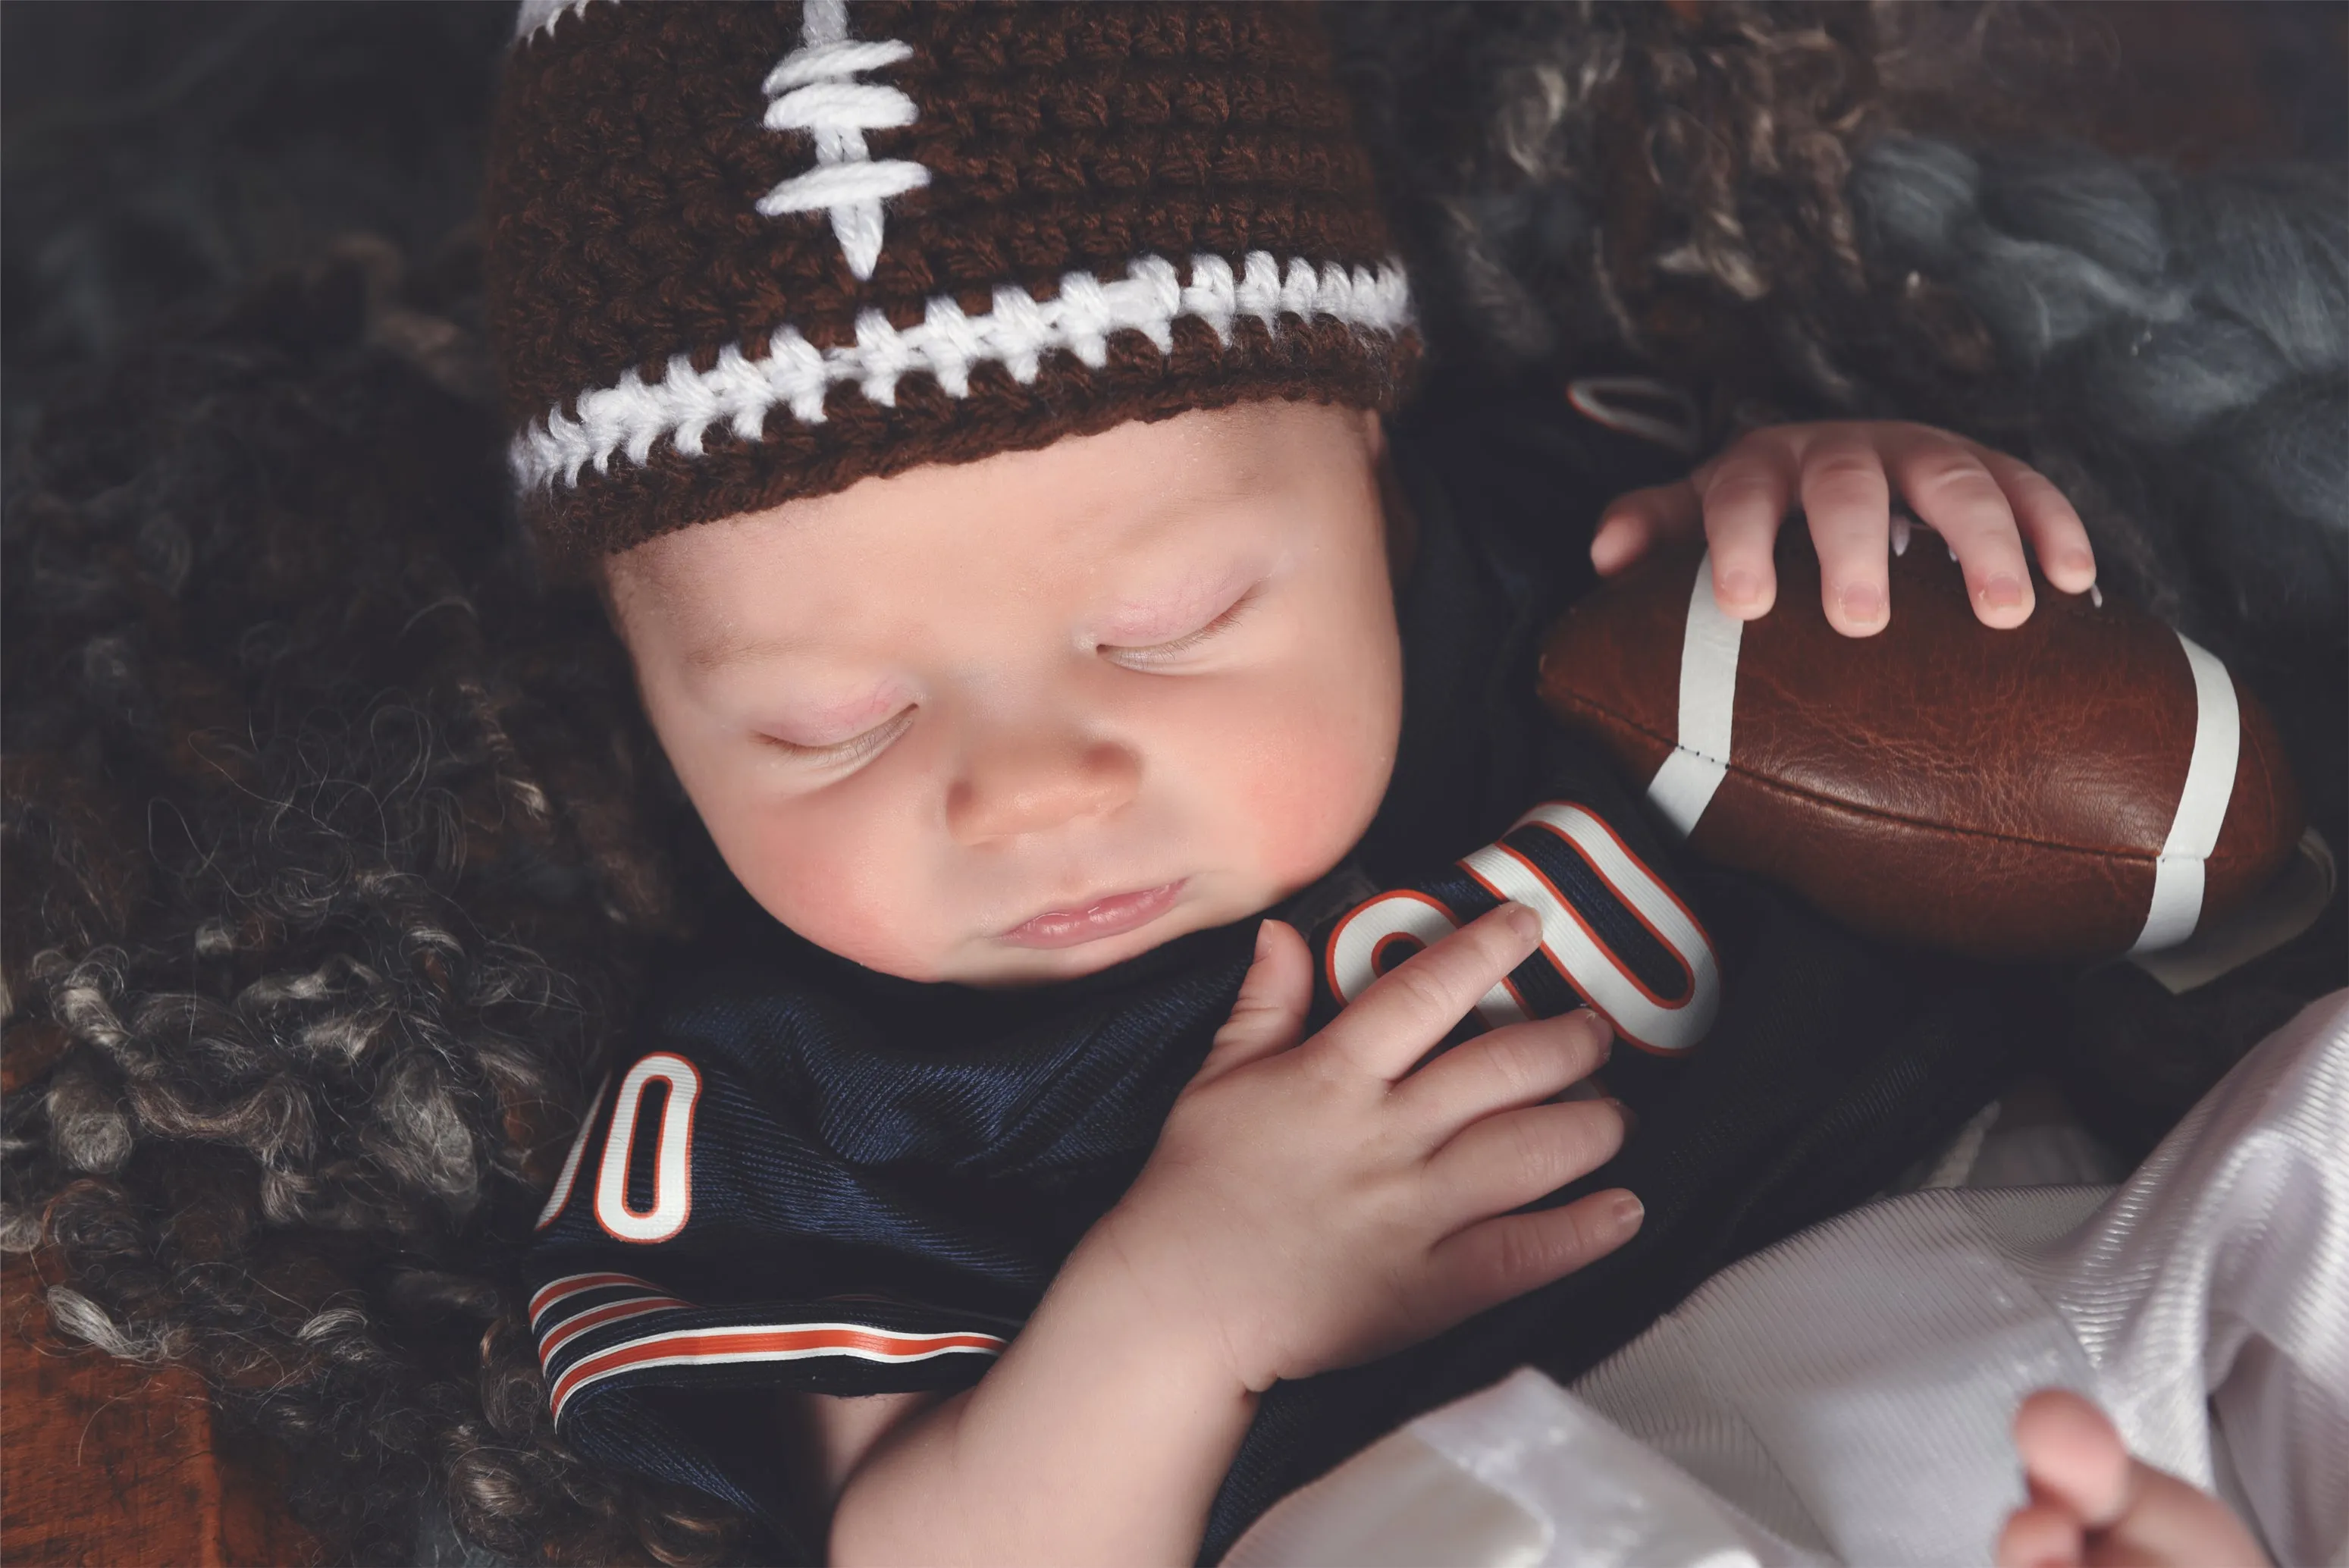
[607,401,1405,986]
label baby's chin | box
[952,921,1206,989]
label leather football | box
[1538,530,2304,962]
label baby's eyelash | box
[1118,587,1262,662]
[761,707,912,763]
[761,593,1261,758]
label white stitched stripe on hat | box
[509,252,1416,494]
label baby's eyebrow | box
[683,628,814,673]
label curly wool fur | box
[1328,2,2013,384]
[1851,138,2347,635]
[1329,2,2347,651]
[1,237,746,1565]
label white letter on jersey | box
[1324,804,1720,1055]
[535,1073,610,1231]
[1325,889,1525,1031]
[594,1053,701,1243]
[1464,803,1720,1053]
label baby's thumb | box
[1192,919,1314,1086]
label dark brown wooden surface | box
[1,1266,321,1568]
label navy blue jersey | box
[526,770,1711,1383]
[521,384,2060,1561]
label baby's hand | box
[1592,421,2098,637]
[1090,906,1636,1396]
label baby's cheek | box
[721,800,937,977]
[1224,683,1395,893]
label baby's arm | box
[801,908,1636,1566]
[811,1217,1257,1564]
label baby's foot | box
[1996,1388,2267,1567]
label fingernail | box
[1980,573,2024,610]
[1606,1096,1639,1137]
[1254,921,1275,961]
[1719,569,1759,605]
[1579,1008,1614,1063]
[1503,902,1541,942]
[1838,583,1884,622]
[1611,1192,1645,1232]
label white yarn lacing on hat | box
[757,0,929,281]
[509,251,1415,493]
[515,0,927,284]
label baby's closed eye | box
[1104,585,1265,667]
[757,706,917,763]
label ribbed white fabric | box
[2130,630,2243,955]
[1646,550,1744,838]
[508,252,1414,493]
[1229,990,2349,1568]
[757,0,928,281]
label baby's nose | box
[943,732,1142,844]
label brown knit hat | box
[483,0,1420,576]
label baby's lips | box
[995,878,1187,948]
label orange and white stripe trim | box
[547,1319,1008,1423]
[529,1270,1011,1425]
[531,1270,672,1328]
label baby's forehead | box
[614,494,1240,645]
[608,403,1368,634]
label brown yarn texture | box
[484,0,1419,573]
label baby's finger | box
[1995,1501,2087,1568]
[1319,904,1544,1083]
[1421,1188,1644,1322]
[2090,1463,2271,1566]
[1979,450,2097,595]
[1592,481,1702,576]
[1392,1010,1611,1145]
[2012,1390,2132,1527]
[1885,431,2033,628]
[1189,920,1314,1088]
[1797,429,1894,636]
[1697,437,1797,618]
[1422,1097,1629,1223]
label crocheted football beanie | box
[485,0,1419,574]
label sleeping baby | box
[478,4,2245,1563]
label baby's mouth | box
[996,880,1187,949]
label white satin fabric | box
[1228,990,2349,1568]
